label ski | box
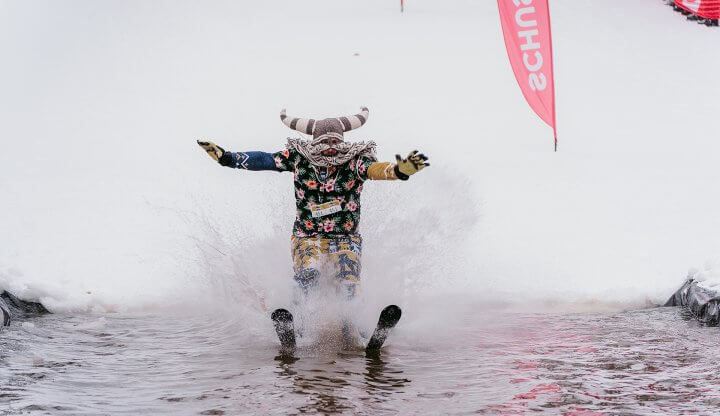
[365,305,402,353]
[271,308,296,353]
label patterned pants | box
[291,234,362,298]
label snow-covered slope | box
[0,0,718,312]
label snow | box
[689,258,720,293]
[0,0,718,312]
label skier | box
[198,107,427,351]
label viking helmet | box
[280,107,369,142]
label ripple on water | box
[1,307,720,414]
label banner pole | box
[547,0,558,152]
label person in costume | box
[197,107,428,299]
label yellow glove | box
[197,140,225,163]
[394,150,429,180]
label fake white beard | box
[308,142,353,162]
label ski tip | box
[379,305,402,326]
[271,308,293,323]
[366,305,402,354]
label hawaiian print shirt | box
[272,148,374,238]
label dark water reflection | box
[272,350,411,414]
[2,306,720,415]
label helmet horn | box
[337,107,369,132]
[280,109,315,135]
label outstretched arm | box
[197,140,283,171]
[364,150,429,181]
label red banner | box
[675,0,720,19]
[497,0,557,148]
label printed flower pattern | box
[273,147,375,237]
[323,178,336,193]
[322,219,336,233]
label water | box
[2,305,719,415]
